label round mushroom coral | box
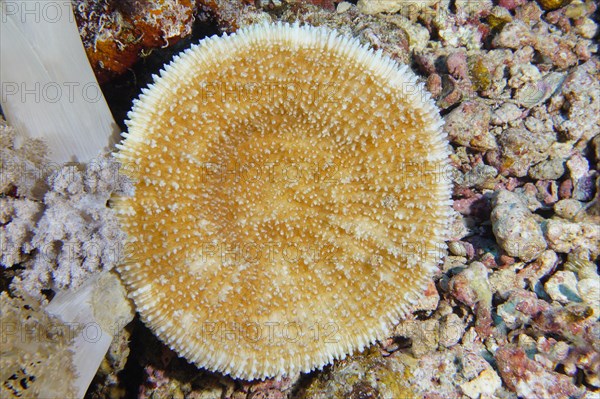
[113,22,452,380]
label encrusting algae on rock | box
[113,22,452,380]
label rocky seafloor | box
[1,0,599,398]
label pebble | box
[356,0,400,14]
[523,114,553,135]
[536,0,572,11]
[496,345,585,399]
[426,73,443,98]
[442,255,468,273]
[448,262,495,337]
[412,280,440,314]
[491,190,547,261]
[452,193,491,219]
[577,278,600,317]
[460,369,502,399]
[508,63,541,89]
[564,254,598,280]
[488,5,513,29]
[439,313,465,348]
[574,17,599,39]
[537,337,570,363]
[394,319,440,357]
[493,14,581,69]
[544,270,581,304]
[489,267,524,300]
[493,21,531,48]
[567,153,589,182]
[497,128,554,177]
[444,101,497,151]
[336,1,352,13]
[390,16,430,51]
[536,180,559,205]
[516,2,543,25]
[529,158,566,180]
[518,333,538,353]
[497,290,536,329]
[448,241,467,257]
[448,210,470,241]
[558,60,600,143]
[567,153,594,201]
[554,199,585,220]
[491,102,522,125]
[514,183,543,211]
[515,72,566,109]
[517,250,558,289]
[447,51,469,80]
[459,164,498,189]
[544,218,600,257]
[449,262,492,308]
[559,179,573,199]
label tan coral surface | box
[113,22,452,380]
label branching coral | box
[0,197,40,270]
[1,118,132,300]
[14,156,131,297]
[0,119,47,197]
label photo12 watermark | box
[0,319,127,346]
[1,81,103,105]
[1,1,76,24]
[200,320,341,345]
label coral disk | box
[114,22,452,380]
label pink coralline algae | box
[496,345,585,399]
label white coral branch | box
[1,125,132,299]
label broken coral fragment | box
[491,190,547,261]
[114,23,452,379]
